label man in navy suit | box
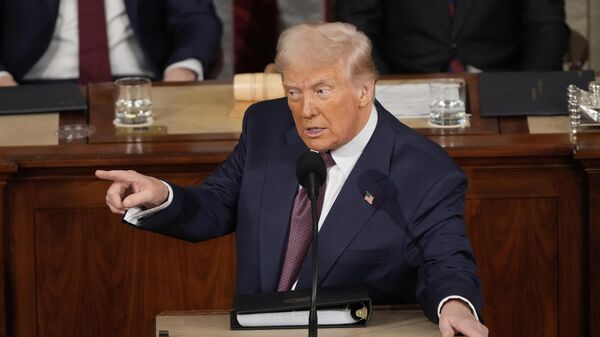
[0,0,221,85]
[335,0,569,73]
[97,22,488,337]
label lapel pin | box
[364,191,374,205]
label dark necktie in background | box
[277,152,336,292]
[78,0,112,84]
[447,0,465,73]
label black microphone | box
[296,151,327,337]
[296,151,327,199]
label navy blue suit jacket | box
[141,98,483,323]
[0,0,222,81]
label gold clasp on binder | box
[355,306,368,320]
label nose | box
[300,95,316,118]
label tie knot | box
[320,152,336,168]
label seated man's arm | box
[520,0,569,70]
[163,0,222,78]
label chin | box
[302,139,330,152]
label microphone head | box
[296,151,327,189]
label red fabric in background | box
[234,0,280,73]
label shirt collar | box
[330,104,378,176]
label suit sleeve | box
[137,105,252,242]
[164,0,222,76]
[520,0,569,70]
[334,0,390,74]
[405,170,483,323]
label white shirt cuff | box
[123,180,173,226]
[0,71,14,78]
[438,295,480,322]
[164,58,204,81]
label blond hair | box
[275,22,377,85]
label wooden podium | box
[155,308,439,337]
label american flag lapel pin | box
[364,191,374,205]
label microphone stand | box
[307,175,320,337]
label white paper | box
[375,83,431,118]
[237,308,359,327]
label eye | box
[286,89,301,101]
[316,87,331,97]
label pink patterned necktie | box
[277,152,336,291]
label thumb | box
[122,189,153,209]
[439,318,456,337]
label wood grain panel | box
[34,208,235,337]
[0,160,16,337]
[8,174,236,337]
[466,198,558,337]
[587,165,600,337]
[0,180,7,337]
[464,165,583,337]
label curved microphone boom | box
[296,151,327,337]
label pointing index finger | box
[95,170,140,182]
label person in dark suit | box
[0,0,222,86]
[335,0,569,73]
[96,22,488,336]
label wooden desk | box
[155,309,439,337]
[0,78,596,337]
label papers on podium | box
[230,285,372,330]
[237,306,365,327]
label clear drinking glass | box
[428,79,467,127]
[114,77,153,126]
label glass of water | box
[114,77,153,126]
[428,79,467,127]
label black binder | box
[230,285,372,330]
[0,83,87,115]
[479,70,595,117]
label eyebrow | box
[283,78,338,90]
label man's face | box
[282,63,372,152]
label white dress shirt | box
[124,104,477,320]
[0,0,203,81]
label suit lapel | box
[451,0,475,40]
[296,103,396,288]
[123,0,139,28]
[258,126,308,292]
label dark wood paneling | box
[467,198,558,337]
[8,175,235,337]
[591,171,599,337]
[35,209,235,337]
[464,166,583,337]
[582,161,600,337]
[1,160,17,337]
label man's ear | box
[358,80,375,108]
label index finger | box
[95,169,140,183]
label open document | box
[375,83,430,118]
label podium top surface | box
[155,309,439,337]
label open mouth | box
[305,127,325,137]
